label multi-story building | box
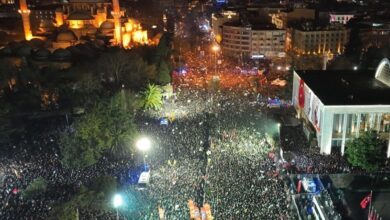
[290,22,349,55]
[292,58,390,156]
[221,21,286,58]
[329,12,355,25]
[358,21,390,50]
[211,10,239,42]
[270,8,315,29]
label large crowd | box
[0,50,363,220]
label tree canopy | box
[60,93,138,168]
[140,84,163,110]
[156,61,171,85]
[48,176,117,220]
[22,177,47,199]
[345,130,387,172]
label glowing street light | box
[211,44,220,76]
[113,194,123,220]
[353,65,358,71]
[136,137,151,168]
[136,137,151,152]
[212,45,220,52]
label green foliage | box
[141,84,163,110]
[97,50,156,90]
[153,33,172,64]
[60,93,137,168]
[156,61,171,85]
[22,177,47,199]
[48,176,117,220]
[345,130,386,172]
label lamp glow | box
[136,137,151,152]
[212,45,220,52]
[113,194,123,208]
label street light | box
[211,45,220,76]
[113,194,123,220]
[136,137,151,168]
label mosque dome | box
[16,45,32,57]
[100,21,114,29]
[33,48,51,60]
[56,30,77,42]
[52,48,72,61]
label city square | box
[0,0,390,220]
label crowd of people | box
[0,50,360,220]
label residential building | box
[221,21,286,58]
[291,22,349,55]
[270,8,315,29]
[211,10,239,42]
[329,12,355,25]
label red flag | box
[297,180,302,193]
[298,79,305,108]
[360,193,371,209]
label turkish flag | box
[298,79,305,108]
[360,193,371,209]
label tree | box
[22,177,47,199]
[60,93,137,168]
[140,84,163,110]
[48,176,117,220]
[156,61,171,85]
[97,50,157,90]
[97,50,132,87]
[153,33,172,64]
[345,130,387,172]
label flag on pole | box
[360,193,372,209]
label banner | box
[298,79,305,108]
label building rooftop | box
[223,20,279,30]
[295,69,390,105]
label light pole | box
[136,137,151,169]
[113,194,123,220]
[212,45,219,76]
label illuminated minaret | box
[111,0,122,46]
[18,0,32,40]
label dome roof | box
[67,11,94,20]
[52,48,72,60]
[34,48,51,60]
[17,45,32,57]
[100,21,114,29]
[56,30,77,42]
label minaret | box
[111,0,122,46]
[18,0,32,40]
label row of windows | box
[303,38,344,43]
[252,43,284,46]
[300,33,346,38]
[225,45,250,50]
[223,30,250,35]
[34,15,54,19]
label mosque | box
[18,0,151,49]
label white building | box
[292,58,390,157]
[329,12,354,25]
[222,22,286,58]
